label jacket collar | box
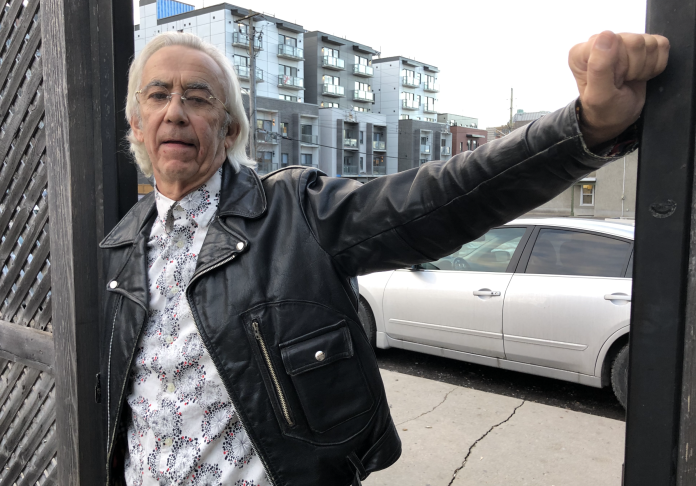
[99,161,266,248]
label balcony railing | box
[300,162,318,168]
[373,164,387,175]
[278,44,304,60]
[256,130,278,143]
[353,64,374,77]
[278,75,304,90]
[322,84,345,97]
[353,90,374,102]
[234,65,264,82]
[344,138,358,149]
[322,56,345,70]
[401,99,419,110]
[300,134,318,145]
[424,81,439,92]
[373,140,386,151]
[441,146,451,156]
[421,144,431,154]
[401,76,420,88]
[232,32,262,49]
[423,105,437,114]
[342,164,359,175]
[256,162,278,175]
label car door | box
[503,227,633,375]
[382,226,530,358]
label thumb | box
[585,31,624,101]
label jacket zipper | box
[185,251,280,486]
[252,320,294,426]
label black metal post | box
[624,1,696,485]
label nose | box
[163,93,189,124]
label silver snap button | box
[315,351,325,361]
[236,242,245,251]
[109,280,118,289]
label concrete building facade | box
[396,119,450,172]
[303,32,379,113]
[318,108,392,181]
[135,1,307,103]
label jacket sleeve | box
[299,99,634,277]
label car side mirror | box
[409,264,422,271]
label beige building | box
[526,150,638,219]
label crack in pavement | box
[447,400,526,486]
[396,387,458,426]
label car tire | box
[611,344,629,409]
[358,298,377,349]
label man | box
[99,31,669,486]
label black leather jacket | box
[99,100,621,485]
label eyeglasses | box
[135,86,229,115]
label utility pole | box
[238,11,262,162]
[509,87,514,131]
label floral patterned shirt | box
[123,168,270,486]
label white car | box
[357,218,634,407]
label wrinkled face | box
[130,45,238,191]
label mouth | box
[161,138,195,148]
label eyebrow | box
[140,80,214,91]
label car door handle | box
[604,293,632,302]
[473,290,501,297]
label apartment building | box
[134,1,306,103]
[318,108,393,181]
[303,32,379,113]
[396,119,450,172]
[437,113,487,157]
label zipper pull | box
[252,321,261,339]
[95,373,102,404]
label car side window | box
[426,227,527,272]
[525,229,631,278]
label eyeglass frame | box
[134,86,231,115]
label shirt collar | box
[153,168,222,229]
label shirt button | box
[166,382,175,393]
[176,240,184,248]
[236,242,245,251]
[164,437,173,447]
[109,281,118,289]
[171,287,179,294]
[165,336,173,344]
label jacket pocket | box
[279,321,373,433]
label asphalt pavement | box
[365,368,626,486]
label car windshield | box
[423,227,526,272]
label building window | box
[322,47,339,57]
[472,140,478,149]
[301,153,313,167]
[401,68,420,85]
[421,136,428,145]
[580,184,595,206]
[355,81,371,91]
[257,119,272,132]
[426,74,436,85]
[425,96,436,112]
[441,139,446,147]
[359,156,365,172]
[279,94,298,102]
[237,23,249,35]
[279,34,297,47]
[280,122,288,137]
[460,142,464,152]
[420,159,428,166]
[355,55,371,66]
[281,153,289,167]
[374,132,383,141]
[400,114,410,120]
[321,101,339,108]
[323,74,340,85]
[359,131,364,144]
[373,155,385,175]
[279,64,298,77]
[353,106,369,112]
[234,54,249,66]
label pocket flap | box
[280,322,353,376]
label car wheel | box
[611,344,629,409]
[358,298,377,348]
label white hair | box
[125,32,254,177]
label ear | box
[224,122,240,150]
[129,115,145,143]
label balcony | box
[256,130,278,144]
[278,75,304,90]
[278,44,304,60]
[421,144,431,154]
[373,164,387,175]
[344,138,358,149]
[401,99,419,110]
[352,90,374,102]
[301,134,318,145]
[322,56,345,70]
[322,84,345,97]
[233,65,264,82]
[441,146,451,156]
[342,164,359,176]
[232,32,262,50]
[424,81,439,92]
[373,140,386,151]
[300,162,318,168]
[353,64,374,77]
[423,105,437,114]
[401,76,420,88]
[256,161,278,175]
